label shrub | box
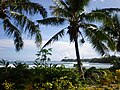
[2,80,14,90]
[110,56,120,70]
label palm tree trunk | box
[117,31,120,51]
[74,37,85,79]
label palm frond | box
[65,0,78,10]
[80,23,98,30]
[3,18,23,51]
[93,41,109,56]
[85,11,114,27]
[96,30,115,51]
[84,27,115,55]
[85,29,108,55]
[9,11,39,37]
[37,17,65,26]
[9,1,47,18]
[101,14,120,52]
[93,8,120,13]
[77,0,90,13]
[35,29,42,48]
[5,11,42,49]
[51,7,71,18]
[52,0,69,10]
[41,28,66,50]
[0,0,44,51]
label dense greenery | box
[0,59,120,89]
[82,56,120,63]
[110,56,120,70]
[0,48,120,89]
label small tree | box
[35,48,52,66]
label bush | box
[110,57,120,70]
[0,60,120,89]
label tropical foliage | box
[0,0,47,51]
[0,59,120,89]
[110,56,120,70]
[100,14,120,52]
[37,0,120,77]
[34,48,52,67]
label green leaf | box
[3,18,23,51]
[37,17,65,26]
[41,28,66,49]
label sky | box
[0,0,120,61]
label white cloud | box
[92,0,104,2]
[45,41,100,61]
[0,39,100,61]
[0,39,14,48]
[0,39,37,49]
[23,40,37,49]
[0,47,4,50]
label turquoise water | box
[0,61,112,69]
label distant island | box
[61,59,77,62]
[61,56,120,63]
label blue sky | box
[0,0,120,61]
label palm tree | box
[101,14,120,52]
[0,0,47,51]
[37,0,120,78]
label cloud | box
[45,41,100,61]
[0,39,100,61]
[0,39,37,49]
[0,39,14,48]
[101,0,104,2]
[92,0,104,2]
[0,47,4,50]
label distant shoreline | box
[61,59,77,62]
[61,56,120,63]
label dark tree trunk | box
[117,32,120,51]
[74,37,85,79]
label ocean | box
[0,61,112,69]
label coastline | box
[0,60,112,69]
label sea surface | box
[0,61,112,69]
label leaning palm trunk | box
[74,37,85,79]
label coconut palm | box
[37,0,120,78]
[101,14,120,52]
[0,0,47,51]
[111,15,120,52]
